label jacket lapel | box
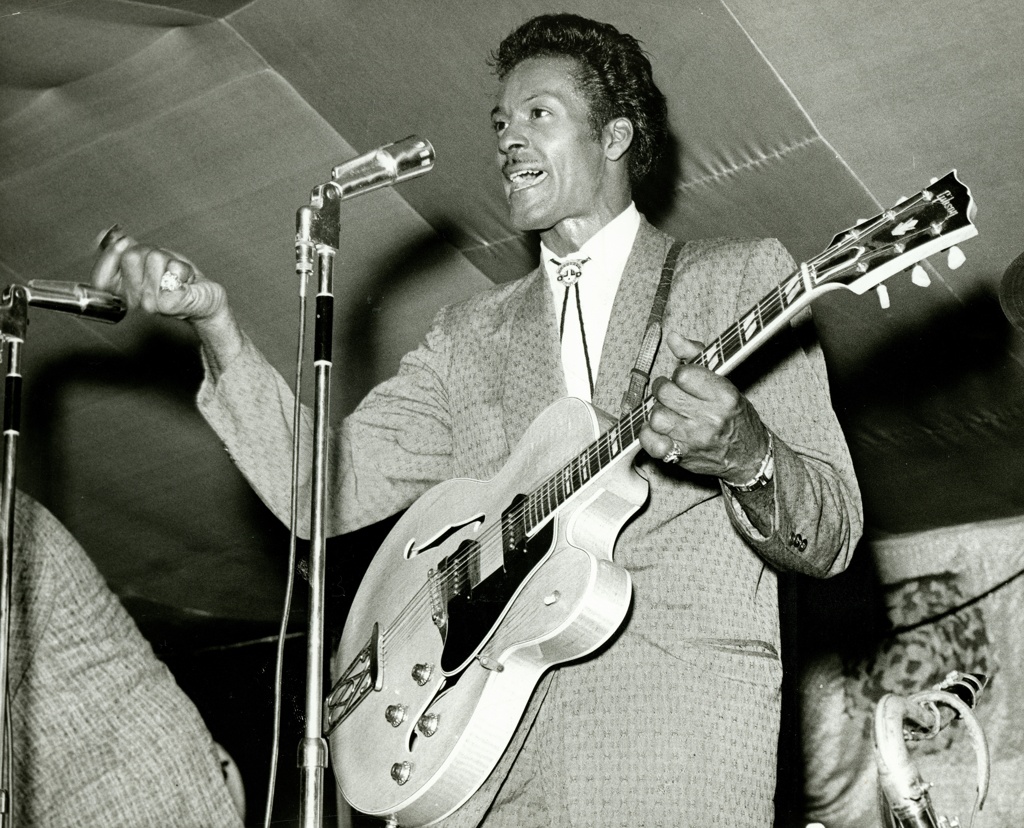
[592,219,674,418]
[500,267,566,451]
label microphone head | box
[25,280,127,323]
[383,136,436,183]
[999,250,1024,333]
[330,136,435,200]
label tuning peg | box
[876,284,891,309]
[910,265,931,287]
[947,246,966,270]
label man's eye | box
[530,108,549,119]
[492,120,507,133]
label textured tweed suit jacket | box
[200,217,862,826]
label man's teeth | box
[509,170,546,189]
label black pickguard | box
[437,494,555,674]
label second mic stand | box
[294,183,342,828]
[0,287,29,828]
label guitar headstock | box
[809,170,978,297]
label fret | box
[602,432,615,463]
[608,427,620,457]
[618,415,638,446]
[702,340,724,372]
[782,273,803,306]
[721,324,743,362]
[571,457,584,490]
[739,308,760,343]
[766,285,784,319]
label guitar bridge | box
[324,622,382,736]
[427,567,448,635]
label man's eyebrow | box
[491,93,555,119]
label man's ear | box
[603,117,634,162]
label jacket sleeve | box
[718,238,863,578]
[196,309,458,538]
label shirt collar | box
[540,203,641,286]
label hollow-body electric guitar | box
[325,171,978,827]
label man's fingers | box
[153,275,224,321]
[89,230,134,292]
[158,259,194,293]
[88,225,223,322]
[666,331,704,362]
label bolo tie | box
[552,256,595,399]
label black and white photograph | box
[0,2,1021,826]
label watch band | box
[726,431,775,492]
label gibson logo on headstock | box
[934,189,959,218]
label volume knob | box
[417,713,440,737]
[384,704,407,727]
[391,761,412,786]
[411,663,433,686]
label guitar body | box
[330,397,647,826]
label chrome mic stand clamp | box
[0,286,29,828]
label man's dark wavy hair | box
[490,13,669,185]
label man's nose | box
[498,122,528,154]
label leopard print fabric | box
[840,573,993,750]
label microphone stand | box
[294,183,341,828]
[292,136,434,828]
[0,286,29,828]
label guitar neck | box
[693,267,812,377]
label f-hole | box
[404,513,485,559]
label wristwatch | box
[725,432,775,492]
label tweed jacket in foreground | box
[199,219,863,826]
[8,492,243,827]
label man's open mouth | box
[508,169,548,191]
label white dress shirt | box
[541,203,641,401]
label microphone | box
[22,281,127,323]
[998,251,1024,333]
[329,136,435,200]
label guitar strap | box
[619,239,684,417]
